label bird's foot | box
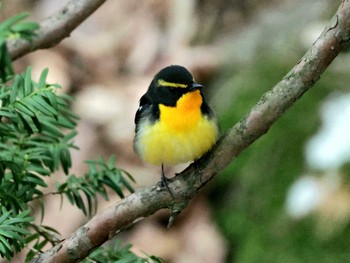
[161,164,175,198]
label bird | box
[133,65,219,195]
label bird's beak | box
[189,83,204,91]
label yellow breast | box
[135,90,218,165]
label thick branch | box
[32,1,350,262]
[7,0,106,60]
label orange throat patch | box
[159,90,203,132]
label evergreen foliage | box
[82,241,163,263]
[0,13,161,262]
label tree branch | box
[7,0,107,60]
[32,0,350,262]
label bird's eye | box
[168,87,176,91]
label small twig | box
[29,224,64,246]
[31,191,62,201]
[7,0,107,60]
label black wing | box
[134,94,153,131]
[200,90,215,118]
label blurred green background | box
[210,53,350,262]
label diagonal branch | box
[7,0,107,60]
[32,0,350,262]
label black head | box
[155,65,194,86]
[146,65,203,106]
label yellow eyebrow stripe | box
[158,79,188,88]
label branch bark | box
[32,0,350,262]
[7,0,107,60]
